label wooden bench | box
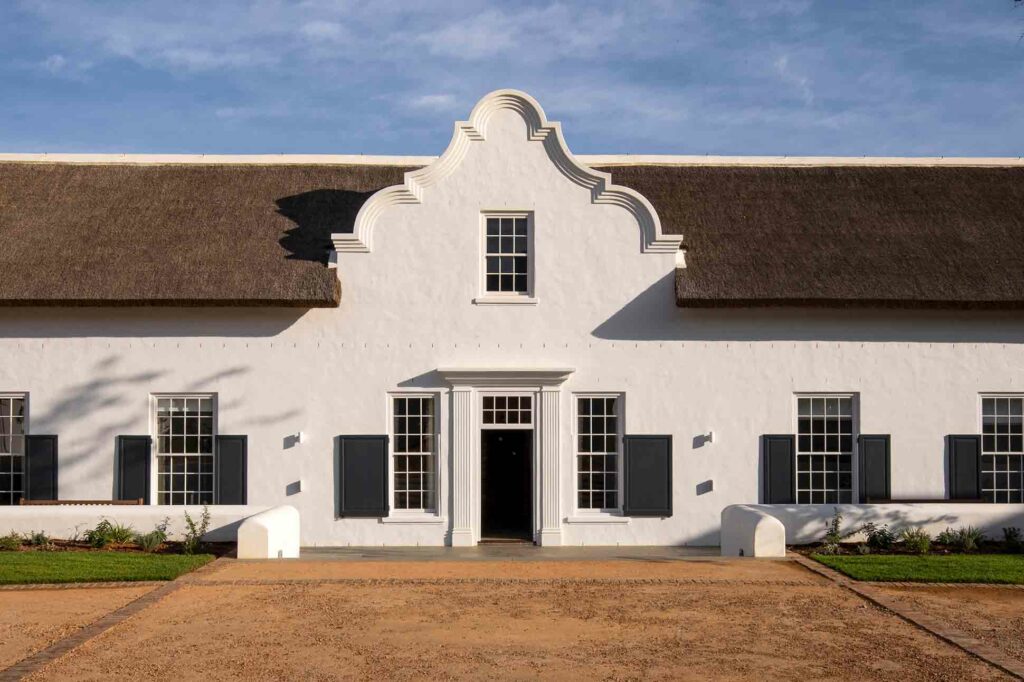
[19,499,145,506]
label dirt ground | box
[13,559,1013,681]
[0,586,153,669]
[875,585,1024,666]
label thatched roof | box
[0,162,411,306]
[1,159,1021,308]
[599,164,1024,309]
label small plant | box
[135,530,164,553]
[1003,527,1022,554]
[899,527,931,555]
[134,518,170,554]
[855,543,871,555]
[0,532,21,551]
[84,519,135,548]
[819,508,858,555]
[182,506,210,555]
[27,531,50,546]
[84,520,115,548]
[107,522,135,545]
[862,522,897,551]
[25,531,58,552]
[938,526,986,553]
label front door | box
[480,429,533,541]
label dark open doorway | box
[480,429,533,542]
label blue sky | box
[1,1,1021,156]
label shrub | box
[855,543,871,555]
[899,528,931,555]
[1003,527,1022,554]
[862,523,897,551]
[0,533,21,551]
[936,527,957,545]
[182,506,210,555]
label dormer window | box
[475,212,537,305]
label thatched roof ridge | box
[1,160,1022,308]
[0,162,413,307]
[598,165,1024,309]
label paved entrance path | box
[5,554,1018,681]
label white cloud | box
[408,94,457,111]
[773,55,814,106]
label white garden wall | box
[0,505,266,542]
[755,503,1024,545]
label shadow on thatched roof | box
[0,162,413,307]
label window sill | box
[379,514,446,525]
[472,296,539,306]
[564,513,630,524]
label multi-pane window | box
[484,215,529,294]
[0,395,26,505]
[576,396,619,510]
[981,397,1024,503]
[482,395,532,426]
[796,396,854,504]
[155,396,215,505]
[393,396,436,511]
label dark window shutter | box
[947,434,982,500]
[338,436,388,517]
[24,435,58,501]
[858,434,891,503]
[117,435,151,504]
[762,435,796,504]
[623,435,672,517]
[216,435,247,505]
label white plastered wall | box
[1,92,1024,546]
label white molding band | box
[332,89,680,255]
[437,367,575,388]
[4,153,1022,167]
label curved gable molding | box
[332,89,681,254]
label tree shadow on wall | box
[276,189,377,264]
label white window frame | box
[150,393,217,506]
[792,393,858,505]
[473,211,538,305]
[572,392,624,515]
[978,393,1024,504]
[479,391,535,430]
[0,393,28,506]
[384,392,443,522]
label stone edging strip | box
[0,557,229,681]
[790,553,1024,680]
[186,576,820,587]
[0,581,167,592]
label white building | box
[1,89,1023,547]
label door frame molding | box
[438,367,574,546]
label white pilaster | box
[449,386,475,547]
[538,386,563,546]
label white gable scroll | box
[331,89,682,255]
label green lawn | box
[0,552,214,584]
[813,553,1024,584]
